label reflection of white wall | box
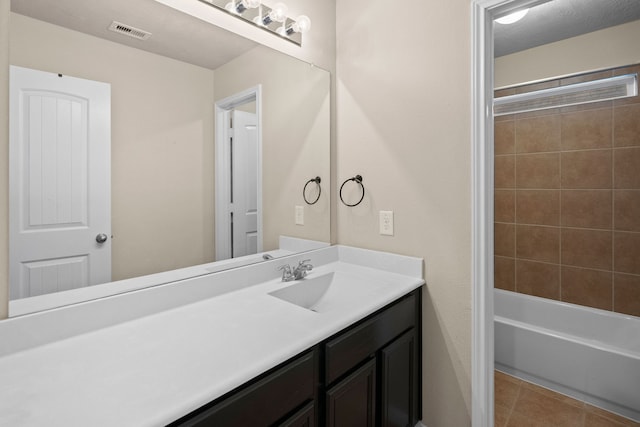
[9,13,216,281]
[0,1,9,319]
[496,20,640,88]
[214,46,331,251]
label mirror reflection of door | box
[230,110,258,258]
[9,66,111,300]
[215,87,262,261]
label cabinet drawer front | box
[325,293,415,384]
[178,350,315,426]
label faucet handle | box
[279,264,294,281]
[298,259,312,266]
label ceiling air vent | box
[108,21,152,41]
[494,74,637,116]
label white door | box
[231,110,259,258]
[9,66,111,300]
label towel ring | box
[339,175,365,207]
[303,176,322,205]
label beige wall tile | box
[495,223,516,257]
[495,121,515,155]
[516,190,560,226]
[495,190,515,223]
[561,150,612,189]
[516,115,561,153]
[561,266,613,311]
[613,273,640,318]
[614,104,640,147]
[517,225,560,263]
[614,147,640,189]
[561,108,612,150]
[516,260,560,299]
[614,232,640,275]
[495,256,515,291]
[561,228,613,270]
[614,190,640,232]
[517,153,560,189]
[496,155,516,189]
[561,190,612,229]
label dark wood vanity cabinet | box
[323,291,421,427]
[170,288,421,427]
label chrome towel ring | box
[339,175,365,207]
[303,176,322,205]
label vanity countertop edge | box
[0,245,424,427]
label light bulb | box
[270,2,288,22]
[244,0,261,8]
[495,8,529,24]
[293,15,311,33]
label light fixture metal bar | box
[494,73,638,116]
[198,0,303,46]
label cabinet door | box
[380,329,418,427]
[279,401,315,427]
[326,359,376,427]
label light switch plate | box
[379,211,394,236]
[295,205,304,225]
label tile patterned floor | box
[495,371,640,427]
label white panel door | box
[9,66,111,300]
[231,110,258,258]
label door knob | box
[96,233,108,244]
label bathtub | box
[494,289,640,421]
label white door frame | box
[471,1,543,425]
[214,85,263,260]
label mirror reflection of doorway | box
[214,86,262,261]
[229,109,258,258]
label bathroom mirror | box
[6,0,330,315]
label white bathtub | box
[494,289,640,421]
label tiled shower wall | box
[494,64,640,317]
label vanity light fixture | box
[199,0,310,46]
[278,15,311,36]
[224,0,261,15]
[495,8,529,24]
[257,2,288,25]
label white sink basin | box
[269,272,336,312]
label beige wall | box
[0,0,9,320]
[336,0,472,425]
[214,46,331,251]
[496,19,640,88]
[10,13,216,281]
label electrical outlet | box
[379,211,394,236]
[295,205,304,225]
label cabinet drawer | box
[324,293,415,384]
[175,349,316,426]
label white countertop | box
[0,246,423,426]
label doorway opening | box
[214,86,263,261]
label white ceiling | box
[494,0,640,57]
[12,0,640,67]
[10,0,258,70]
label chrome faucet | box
[293,259,313,280]
[278,259,313,281]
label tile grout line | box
[559,113,563,302]
[612,105,616,312]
